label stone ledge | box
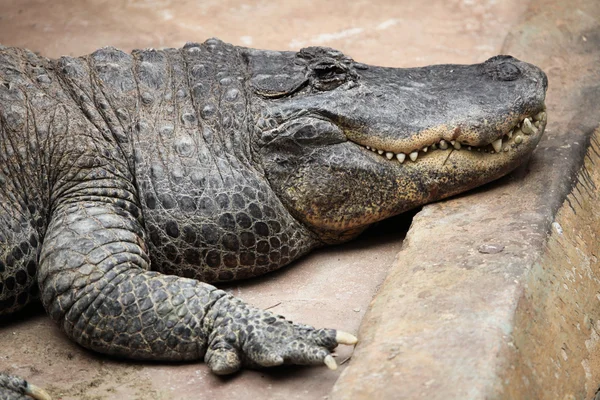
[331,0,600,398]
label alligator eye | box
[311,62,348,90]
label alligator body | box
[0,38,547,398]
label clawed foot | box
[205,296,358,375]
[0,373,51,400]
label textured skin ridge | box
[0,374,31,400]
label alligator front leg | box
[38,200,355,373]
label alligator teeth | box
[521,118,536,135]
[514,135,523,144]
[533,111,547,122]
[514,127,524,137]
[361,109,542,162]
[492,138,503,153]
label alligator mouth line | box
[360,108,547,164]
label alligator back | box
[0,40,317,315]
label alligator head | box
[245,46,548,243]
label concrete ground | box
[2,0,599,399]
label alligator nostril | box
[487,62,521,81]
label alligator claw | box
[336,331,358,345]
[324,355,338,370]
[205,296,357,374]
[25,383,52,400]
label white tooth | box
[396,153,406,163]
[450,140,456,145]
[534,121,540,128]
[439,140,448,150]
[371,147,377,152]
[507,130,513,139]
[504,147,509,152]
[422,146,428,153]
[453,141,461,150]
[385,152,394,160]
[514,128,523,137]
[514,135,523,144]
[492,138,503,153]
[477,148,481,152]
[409,151,418,161]
[521,118,536,135]
[468,146,472,151]
[366,146,371,150]
[533,111,547,122]
[378,150,384,155]
[431,143,437,150]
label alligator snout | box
[484,55,548,101]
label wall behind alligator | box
[504,127,600,400]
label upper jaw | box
[356,106,547,164]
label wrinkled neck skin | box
[245,47,548,244]
[180,42,256,175]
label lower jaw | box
[369,114,546,223]
[397,118,545,206]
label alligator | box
[0,38,547,399]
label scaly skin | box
[0,374,50,400]
[0,38,547,397]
